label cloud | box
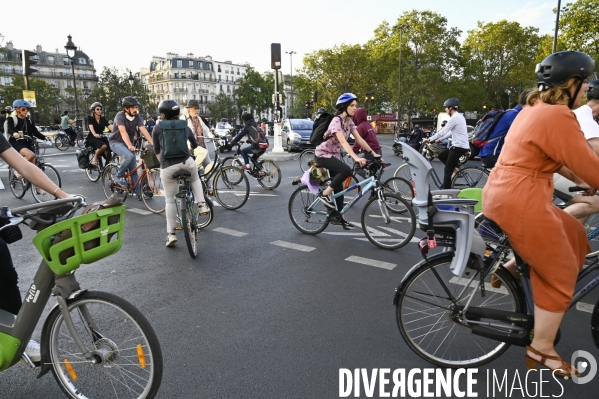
[503,2,556,33]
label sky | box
[1,0,562,76]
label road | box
[0,136,597,398]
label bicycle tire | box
[451,166,489,189]
[85,151,101,182]
[197,197,214,229]
[31,164,61,203]
[141,170,165,214]
[101,163,125,199]
[8,166,29,199]
[360,192,416,249]
[213,166,249,210]
[392,163,412,181]
[42,290,163,399]
[299,149,315,172]
[382,176,414,201]
[288,185,330,234]
[76,132,86,148]
[221,156,237,168]
[395,256,523,367]
[54,134,70,151]
[221,156,244,184]
[180,196,198,258]
[257,160,281,190]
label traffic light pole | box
[271,43,284,153]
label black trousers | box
[0,238,21,315]
[315,156,352,210]
[437,147,469,189]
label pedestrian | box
[145,116,156,133]
[60,110,77,145]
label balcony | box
[174,88,187,93]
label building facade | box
[141,53,249,118]
[0,41,98,112]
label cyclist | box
[152,100,209,247]
[60,110,77,145]
[5,100,49,166]
[86,102,112,165]
[315,93,376,230]
[483,51,597,377]
[0,131,74,363]
[229,112,264,170]
[422,98,469,189]
[181,99,214,178]
[352,107,384,177]
[108,96,154,199]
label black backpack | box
[159,120,189,159]
[309,113,341,146]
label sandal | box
[525,345,580,379]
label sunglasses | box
[95,108,102,111]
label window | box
[78,57,86,64]
[63,57,70,65]
[226,76,229,82]
[220,84,223,92]
[1,77,13,86]
[48,55,54,64]
[175,82,180,88]
[2,65,10,74]
[193,94,196,100]
[89,59,94,65]
[217,65,221,72]
[83,81,89,89]
[50,80,58,88]
[177,60,182,68]
[227,85,230,92]
[67,80,73,88]
[174,72,179,79]
[65,68,72,76]
[189,60,193,68]
[218,75,221,81]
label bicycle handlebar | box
[1,197,87,232]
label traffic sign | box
[23,90,36,107]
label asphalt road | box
[0,136,597,398]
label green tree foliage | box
[207,93,237,122]
[0,76,60,125]
[234,68,274,117]
[558,0,599,62]
[461,20,541,110]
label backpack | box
[309,113,341,146]
[472,109,509,148]
[3,115,18,139]
[159,120,189,159]
[249,126,269,153]
[76,148,90,169]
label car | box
[281,119,315,151]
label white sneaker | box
[198,203,210,215]
[17,340,41,363]
[166,234,177,247]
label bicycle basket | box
[32,206,126,276]
[142,148,160,169]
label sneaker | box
[18,340,41,363]
[166,234,177,247]
[341,219,356,230]
[115,178,128,187]
[318,193,336,209]
[240,165,250,171]
[198,203,210,215]
[137,194,151,201]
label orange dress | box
[483,101,599,312]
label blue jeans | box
[241,145,254,165]
[110,141,139,194]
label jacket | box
[230,119,258,146]
[352,108,381,153]
[180,114,213,147]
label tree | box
[207,93,237,122]
[234,68,273,117]
[557,0,599,63]
[0,76,60,125]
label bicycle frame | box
[309,175,377,217]
[123,160,149,192]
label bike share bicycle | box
[392,142,599,372]
[0,196,163,398]
[223,143,282,190]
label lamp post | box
[83,88,90,117]
[128,71,135,96]
[285,51,296,116]
[365,92,375,114]
[64,35,81,128]
[396,24,407,124]
[553,0,562,53]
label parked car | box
[281,119,315,151]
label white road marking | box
[323,232,365,236]
[270,240,316,252]
[213,227,247,237]
[0,179,4,189]
[127,208,153,215]
[576,302,594,313]
[345,255,396,270]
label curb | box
[263,151,298,162]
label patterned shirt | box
[190,116,204,147]
[315,116,353,159]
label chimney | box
[36,44,42,53]
[187,53,194,58]
[6,41,13,50]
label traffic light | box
[22,50,38,76]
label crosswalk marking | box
[127,208,153,215]
[213,227,247,237]
[271,240,316,252]
[345,255,396,270]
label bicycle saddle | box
[172,170,191,179]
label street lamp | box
[396,24,407,124]
[83,88,90,116]
[553,0,562,53]
[365,92,375,114]
[64,34,81,128]
[128,71,135,96]
[285,51,296,115]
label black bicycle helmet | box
[587,80,599,101]
[158,100,180,119]
[241,112,253,122]
[122,96,141,107]
[443,98,460,109]
[536,51,595,91]
[90,102,102,111]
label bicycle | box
[223,143,282,190]
[393,141,489,189]
[54,126,85,151]
[8,136,62,203]
[0,197,163,398]
[299,148,353,172]
[288,157,416,250]
[80,135,117,182]
[101,147,165,213]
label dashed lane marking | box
[270,240,316,252]
[345,256,396,270]
[576,302,594,313]
[127,208,153,215]
[213,227,248,237]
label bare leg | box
[527,306,576,373]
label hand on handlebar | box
[356,158,368,167]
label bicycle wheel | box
[395,257,523,367]
[288,185,330,234]
[101,163,123,199]
[76,132,86,148]
[8,166,29,199]
[43,291,163,399]
[382,176,414,201]
[180,196,198,258]
[213,166,250,210]
[221,157,244,184]
[257,160,281,190]
[54,134,70,151]
[141,170,165,214]
[31,164,61,203]
[85,151,101,182]
[299,150,315,172]
[393,162,412,181]
[361,192,416,249]
[197,197,214,229]
[451,166,489,189]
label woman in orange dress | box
[483,51,596,377]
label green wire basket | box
[32,206,126,276]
